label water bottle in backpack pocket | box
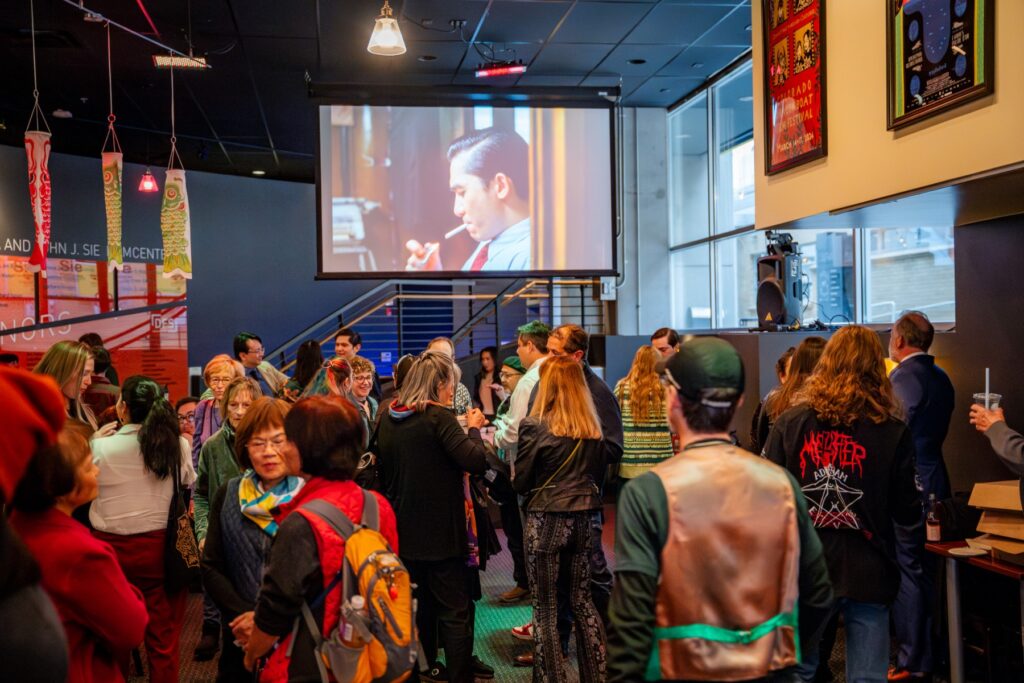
[299,493,417,683]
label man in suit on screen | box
[406,127,531,272]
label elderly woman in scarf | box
[200,397,304,682]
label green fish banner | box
[102,151,123,271]
[161,168,193,280]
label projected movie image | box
[318,105,614,277]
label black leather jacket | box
[512,417,605,513]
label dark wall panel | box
[0,144,373,367]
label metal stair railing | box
[266,277,608,378]
[451,278,608,358]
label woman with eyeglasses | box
[201,397,302,682]
[243,396,399,679]
[192,354,245,468]
[349,356,379,447]
[176,396,199,449]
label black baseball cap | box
[658,337,744,407]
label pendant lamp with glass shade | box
[367,0,406,56]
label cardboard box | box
[976,510,1024,541]
[968,480,1023,513]
[966,534,1024,566]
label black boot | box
[193,623,220,661]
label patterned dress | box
[615,382,674,479]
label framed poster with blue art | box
[887,0,994,130]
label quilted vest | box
[220,477,273,605]
[647,442,800,681]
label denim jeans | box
[798,599,889,683]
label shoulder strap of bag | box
[360,489,379,531]
[299,493,381,618]
[528,439,584,499]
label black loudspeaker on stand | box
[756,251,803,329]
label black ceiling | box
[0,0,751,182]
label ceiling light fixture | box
[138,168,159,192]
[52,109,73,119]
[153,54,209,70]
[252,169,266,176]
[627,58,647,65]
[418,54,438,62]
[368,0,406,56]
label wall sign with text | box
[887,0,994,130]
[762,0,827,175]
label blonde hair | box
[218,376,261,421]
[400,351,458,411]
[203,354,244,386]
[797,325,900,426]
[615,345,666,422]
[350,355,376,376]
[34,341,97,428]
[531,356,602,440]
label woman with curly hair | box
[614,345,673,479]
[763,325,921,683]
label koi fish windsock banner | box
[102,151,124,271]
[25,130,52,277]
[160,168,193,279]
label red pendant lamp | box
[138,167,159,192]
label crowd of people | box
[0,312,1017,683]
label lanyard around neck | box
[681,438,732,452]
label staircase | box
[266,278,610,377]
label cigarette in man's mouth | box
[445,224,468,239]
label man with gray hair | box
[888,310,954,683]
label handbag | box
[164,456,201,592]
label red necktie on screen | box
[469,243,490,271]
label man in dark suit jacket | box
[888,311,955,682]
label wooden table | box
[925,541,1024,683]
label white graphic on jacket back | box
[799,430,866,529]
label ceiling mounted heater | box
[475,61,527,78]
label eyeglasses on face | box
[353,374,373,383]
[177,412,195,424]
[245,346,265,355]
[248,435,288,452]
[208,376,232,386]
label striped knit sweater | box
[615,381,674,479]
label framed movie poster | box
[887,0,994,130]
[762,0,827,175]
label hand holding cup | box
[969,404,1005,433]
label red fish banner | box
[161,169,193,280]
[103,151,124,271]
[25,130,52,277]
